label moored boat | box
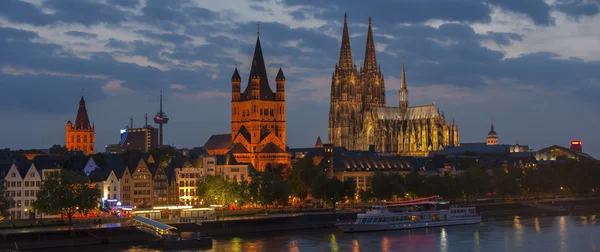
[338,197,481,233]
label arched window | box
[83,135,87,143]
[77,136,80,143]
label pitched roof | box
[338,13,353,70]
[231,68,241,82]
[230,143,249,154]
[237,126,251,143]
[276,68,285,81]
[32,155,59,170]
[216,154,239,165]
[314,136,323,148]
[260,143,286,153]
[203,134,232,151]
[75,96,91,129]
[373,104,440,121]
[89,168,114,183]
[241,36,276,101]
[0,164,13,179]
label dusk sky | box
[1,0,599,157]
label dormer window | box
[30,172,35,177]
[11,172,15,178]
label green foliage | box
[404,171,425,199]
[32,171,101,225]
[0,184,13,219]
[250,173,291,208]
[286,157,320,200]
[310,173,345,211]
[49,144,68,155]
[196,175,242,207]
[370,172,405,200]
[491,166,522,201]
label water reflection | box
[559,216,567,252]
[381,236,389,252]
[180,215,600,252]
[352,239,360,252]
[440,227,447,252]
[330,233,339,252]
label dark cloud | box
[486,0,553,26]
[136,30,193,45]
[0,0,52,25]
[107,0,139,8]
[64,31,99,39]
[104,38,129,50]
[479,32,523,45]
[553,0,600,19]
[42,0,129,25]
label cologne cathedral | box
[328,14,460,157]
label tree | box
[342,178,357,204]
[0,183,13,220]
[49,144,68,155]
[197,175,238,208]
[310,173,345,212]
[404,171,425,199]
[461,166,489,202]
[370,172,404,200]
[250,173,291,210]
[491,166,522,201]
[33,171,100,225]
[285,157,321,201]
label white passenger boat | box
[338,198,481,233]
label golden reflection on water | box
[473,231,480,252]
[289,239,299,252]
[514,216,523,248]
[331,233,339,252]
[381,236,390,252]
[352,239,360,252]
[559,216,567,252]
[440,228,448,252]
[231,237,243,252]
[534,218,541,233]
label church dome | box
[487,124,497,138]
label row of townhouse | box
[0,156,61,220]
[87,153,253,210]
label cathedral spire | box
[338,13,353,70]
[400,58,407,90]
[363,16,377,72]
[241,33,275,100]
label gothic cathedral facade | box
[328,14,460,157]
[66,95,95,155]
[230,33,290,171]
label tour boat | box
[338,197,481,233]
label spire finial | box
[344,13,347,21]
[235,63,237,69]
[81,88,84,97]
[257,22,260,37]
[369,16,372,24]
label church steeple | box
[75,93,91,129]
[338,13,353,70]
[241,33,275,101]
[399,58,408,115]
[363,16,377,72]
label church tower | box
[399,59,408,115]
[66,94,95,155]
[360,17,386,111]
[486,124,498,145]
[230,30,289,171]
[329,13,361,149]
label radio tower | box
[153,90,169,146]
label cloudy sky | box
[1,0,599,157]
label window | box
[114,186,117,191]
[16,191,21,197]
[24,200,29,206]
[16,181,21,187]
[114,194,117,199]
[16,200,21,208]
[108,186,111,192]
[77,136,80,143]
[35,181,40,187]
[24,181,29,187]
[31,190,35,196]
[11,173,15,178]
[25,190,29,197]
[30,172,35,177]
[11,182,15,187]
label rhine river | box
[128,215,600,252]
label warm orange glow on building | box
[66,95,95,155]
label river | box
[125,214,600,252]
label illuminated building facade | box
[120,127,159,153]
[129,158,153,208]
[329,15,459,157]
[486,124,499,145]
[66,95,95,155]
[89,168,120,209]
[229,31,290,171]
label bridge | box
[132,216,177,238]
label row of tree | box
[0,171,100,224]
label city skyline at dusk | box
[1,0,599,157]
